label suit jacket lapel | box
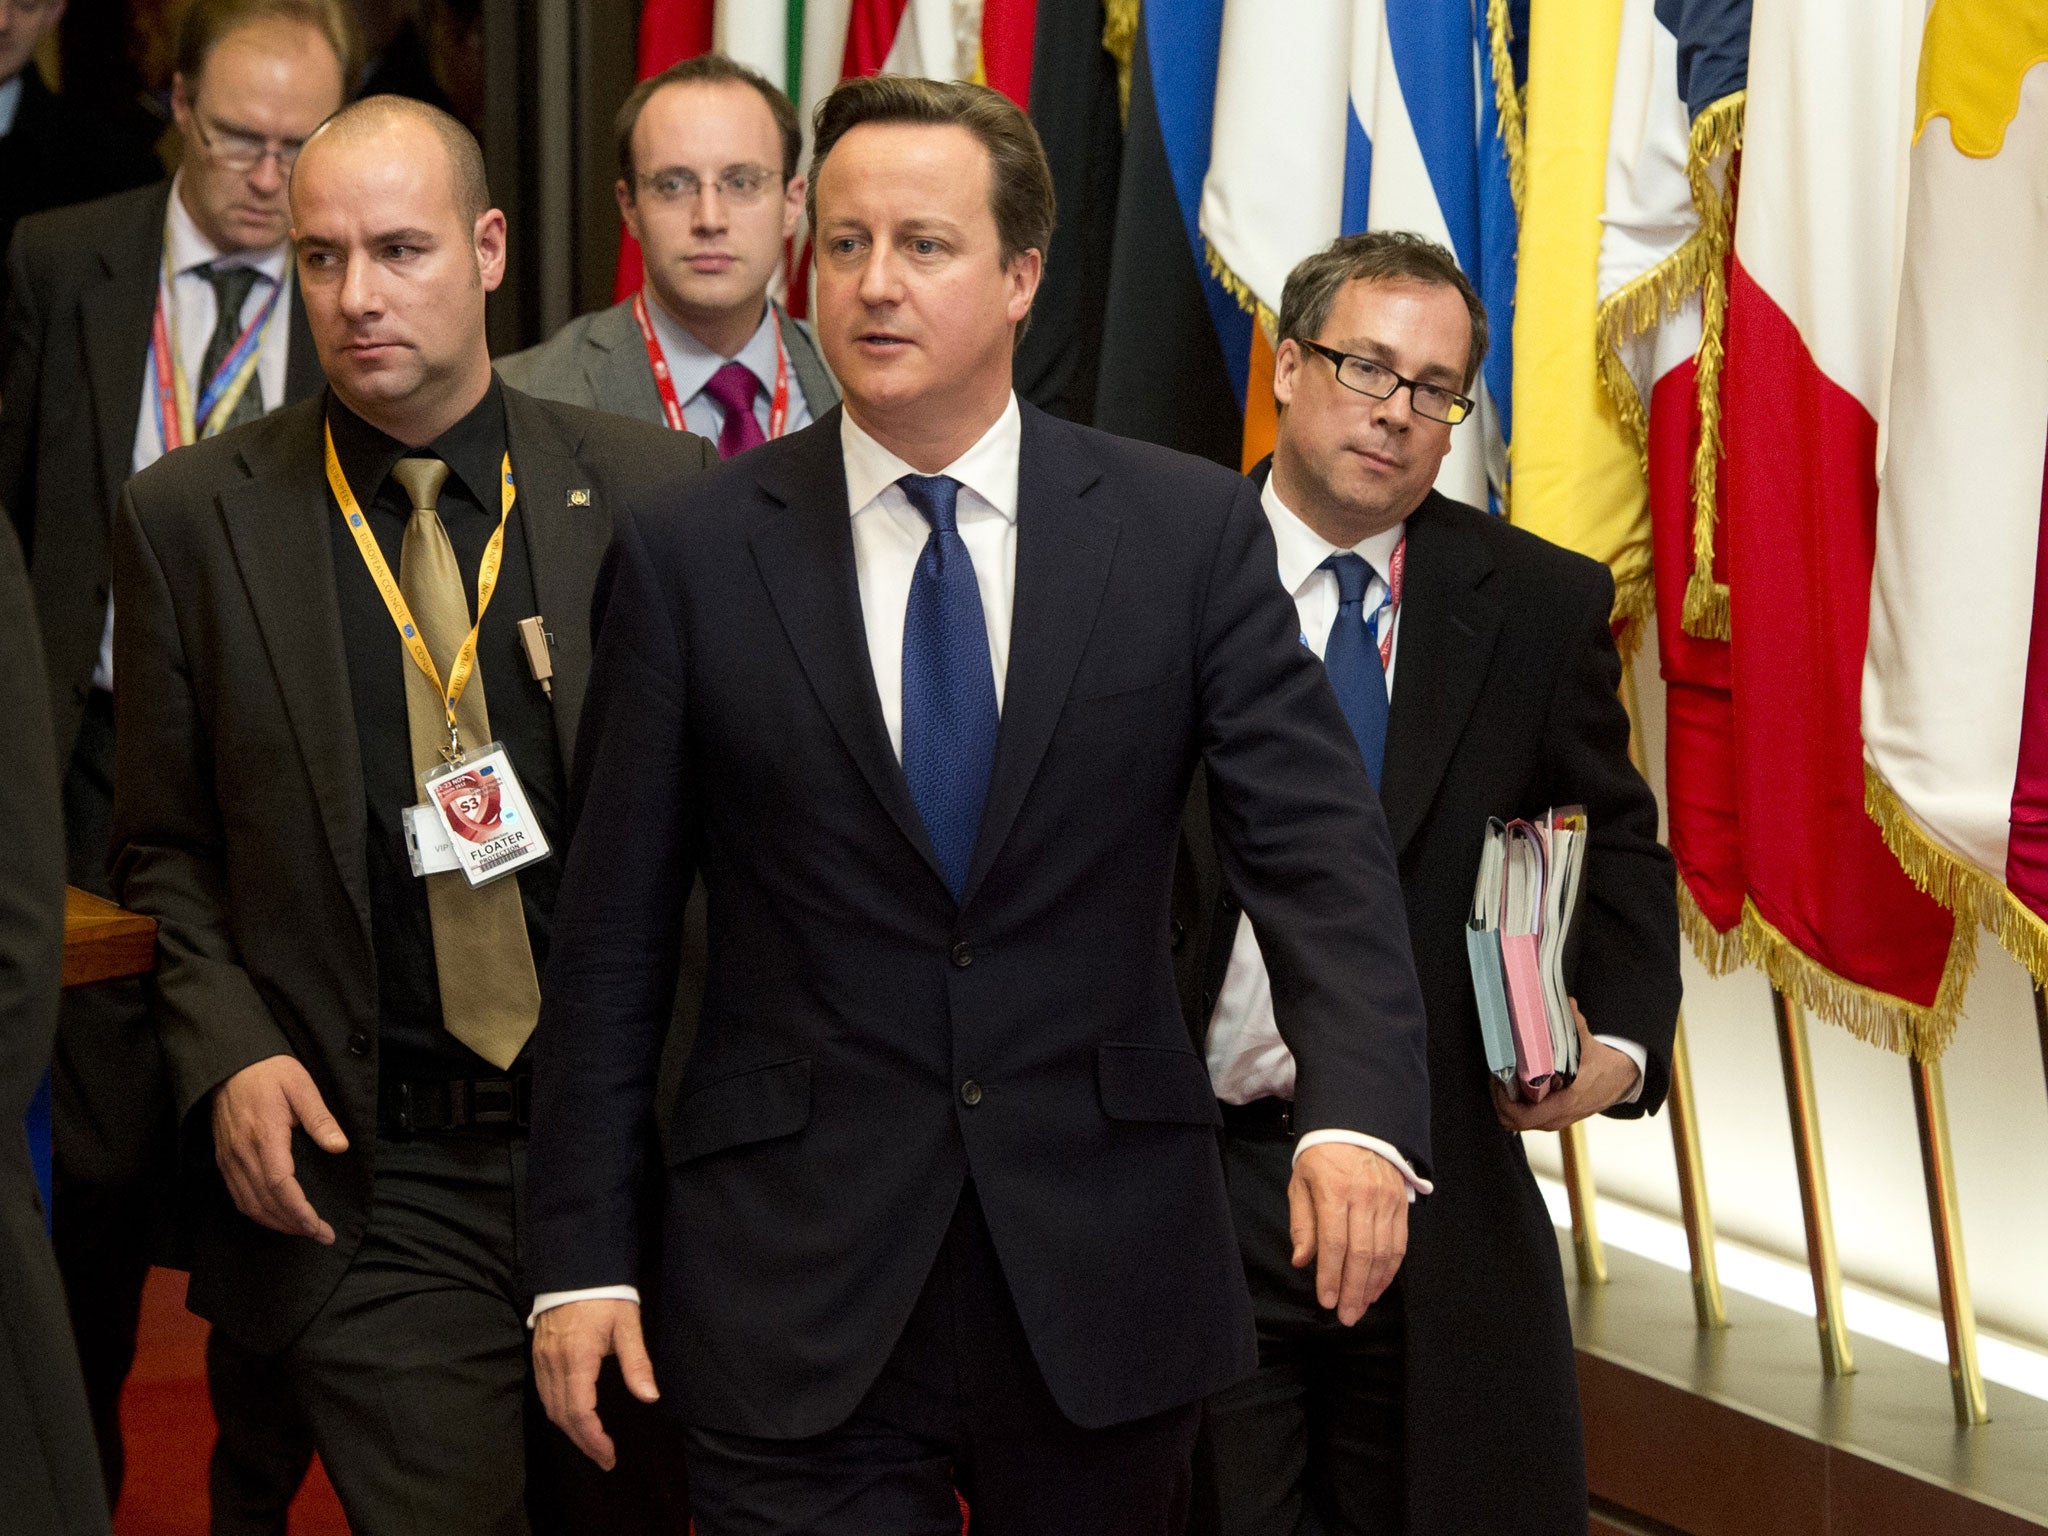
[750,410,950,888]
[217,404,371,939]
[82,183,169,519]
[501,388,609,769]
[587,300,666,424]
[1379,495,1502,856]
[960,407,1116,905]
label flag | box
[1196,0,1520,497]
[1863,6,2048,1007]
[1094,0,1251,466]
[1720,0,1966,1054]
[1594,0,1749,968]
[1508,0,1643,617]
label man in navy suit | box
[527,76,1432,1535]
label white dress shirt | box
[97,176,292,689]
[1205,477,1644,1137]
[644,293,813,445]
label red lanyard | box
[632,290,790,440]
[149,259,284,451]
[1374,535,1406,671]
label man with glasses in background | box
[1175,231,1680,1536]
[0,2,355,1527]
[499,53,837,453]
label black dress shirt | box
[325,380,565,1081]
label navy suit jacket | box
[527,402,1430,1438]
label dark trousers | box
[1191,1123,1405,1536]
[52,692,315,1526]
[274,1131,686,1536]
[685,1183,1202,1536]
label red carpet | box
[114,1267,349,1536]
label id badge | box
[421,742,551,888]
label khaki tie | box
[392,456,540,1070]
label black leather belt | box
[1218,1097,1295,1137]
[378,1074,531,1137]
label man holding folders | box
[1176,232,1681,1536]
[527,76,1432,1535]
[109,96,713,1531]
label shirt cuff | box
[1291,1130,1434,1200]
[527,1285,641,1329]
[1594,1034,1648,1106]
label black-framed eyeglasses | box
[636,165,780,206]
[1296,339,1474,425]
[190,111,305,174]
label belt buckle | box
[471,1078,516,1126]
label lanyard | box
[324,423,515,765]
[149,255,286,452]
[633,290,790,440]
[1374,535,1406,672]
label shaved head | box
[297,93,490,227]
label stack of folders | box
[1466,808,1589,1103]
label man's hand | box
[1287,1141,1408,1326]
[1493,1000,1641,1133]
[210,1054,349,1244]
[534,1299,659,1470]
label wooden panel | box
[1829,1449,2048,1536]
[62,886,155,989]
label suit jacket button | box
[960,1080,983,1107]
[950,940,973,969]
[347,1030,371,1056]
[1170,919,1187,952]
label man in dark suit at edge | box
[110,95,714,1532]
[527,75,1433,1534]
[0,2,356,1521]
[1178,232,1683,1536]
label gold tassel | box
[1486,0,1528,219]
[1738,896,1974,1060]
[1865,763,2048,992]
[1102,0,1139,125]
[1677,877,1747,977]
[1678,93,1744,642]
[1204,239,1278,338]
[1611,568,1655,640]
[1593,226,1729,470]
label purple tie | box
[704,361,766,458]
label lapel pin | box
[567,488,591,507]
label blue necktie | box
[1320,552,1389,789]
[899,474,1000,899]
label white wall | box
[1521,629,2048,1353]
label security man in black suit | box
[0,3,358,1521]
[110,96,714,1532]
[1178,232,1682,1535]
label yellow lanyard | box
[324,422,514,764]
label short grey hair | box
[1276,231,1488,391]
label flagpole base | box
[1559,1119,1607,1285]
[1666,1016,1727,1329]
[1772,989,1854,1377]
[1909,1054,1989,1426]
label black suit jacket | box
[527,402,1431,1438]
[0,180,323,766]
[0,519,110,1535]
[107,386,715,1353]
[1177,480,1681,1536]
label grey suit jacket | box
[109,385,715,1352]
[497,296,837,430]
[0,520,110,1536]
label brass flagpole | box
[1558,1119,1607,1285]
[1772,989,1853,1376]
[1909,1053,1989,1425]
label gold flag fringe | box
[1102,0,1138,125]
[1204,239,1278,339]
[1592,226,1728,470]
[1485,0,1528,219]
[1678,92,1743,642]
[1610,568,1654,654]
[1865,762,2048,992]
[1737,896,1974,1060]
[1677,876,1747,976]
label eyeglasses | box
[1296,339,1474,425]
[635,166,780,206]
[190,111,305,174]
